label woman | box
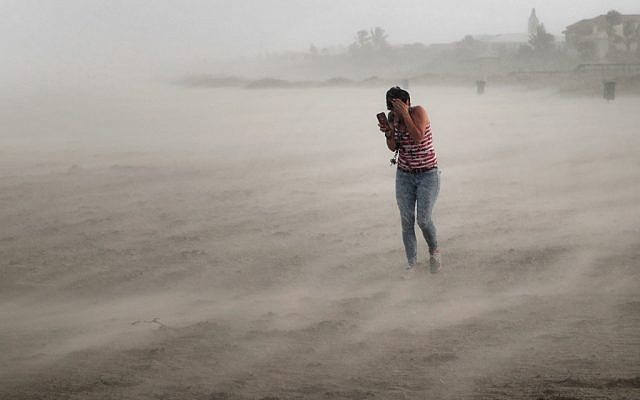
[378,87,441,274]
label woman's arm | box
[391,100,429,143]
[385,132,397,152]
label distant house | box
[470,32,563,57]
[469,9,562,57]
[430,8,564,58]
[471,33,530,56]
[564,13,640,60]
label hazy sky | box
[2,0,639,82]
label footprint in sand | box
[168,234,201,243]
[423,352,458,364]
[272,231,291,238]
[179,249,206,257]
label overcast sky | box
[2,0,639,83]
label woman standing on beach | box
[378,87,441,275]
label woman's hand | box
[391,99,410,119]
[378,122,391,134]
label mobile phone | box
[376,112,389,128]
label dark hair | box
[386,86,410,111]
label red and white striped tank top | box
[394,120,438,171]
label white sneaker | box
[402,265,417,279]
[429,252,442,274]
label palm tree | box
[356,30,372,49]
[349,28,392,59]
[622,21,640,56]
[604,9,624,58]
[605,10,622,29]
[529,24,555,54]
[348,30,372,59]
[370,27,390,51]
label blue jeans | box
[395,168,441,266]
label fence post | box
[603,81,616,101]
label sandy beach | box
[1,83,639,399]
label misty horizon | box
[3,0,640,85]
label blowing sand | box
[1,84,639,399]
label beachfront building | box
[468,8,562,57]
[564,13,640,60]
[472,33,530,56]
